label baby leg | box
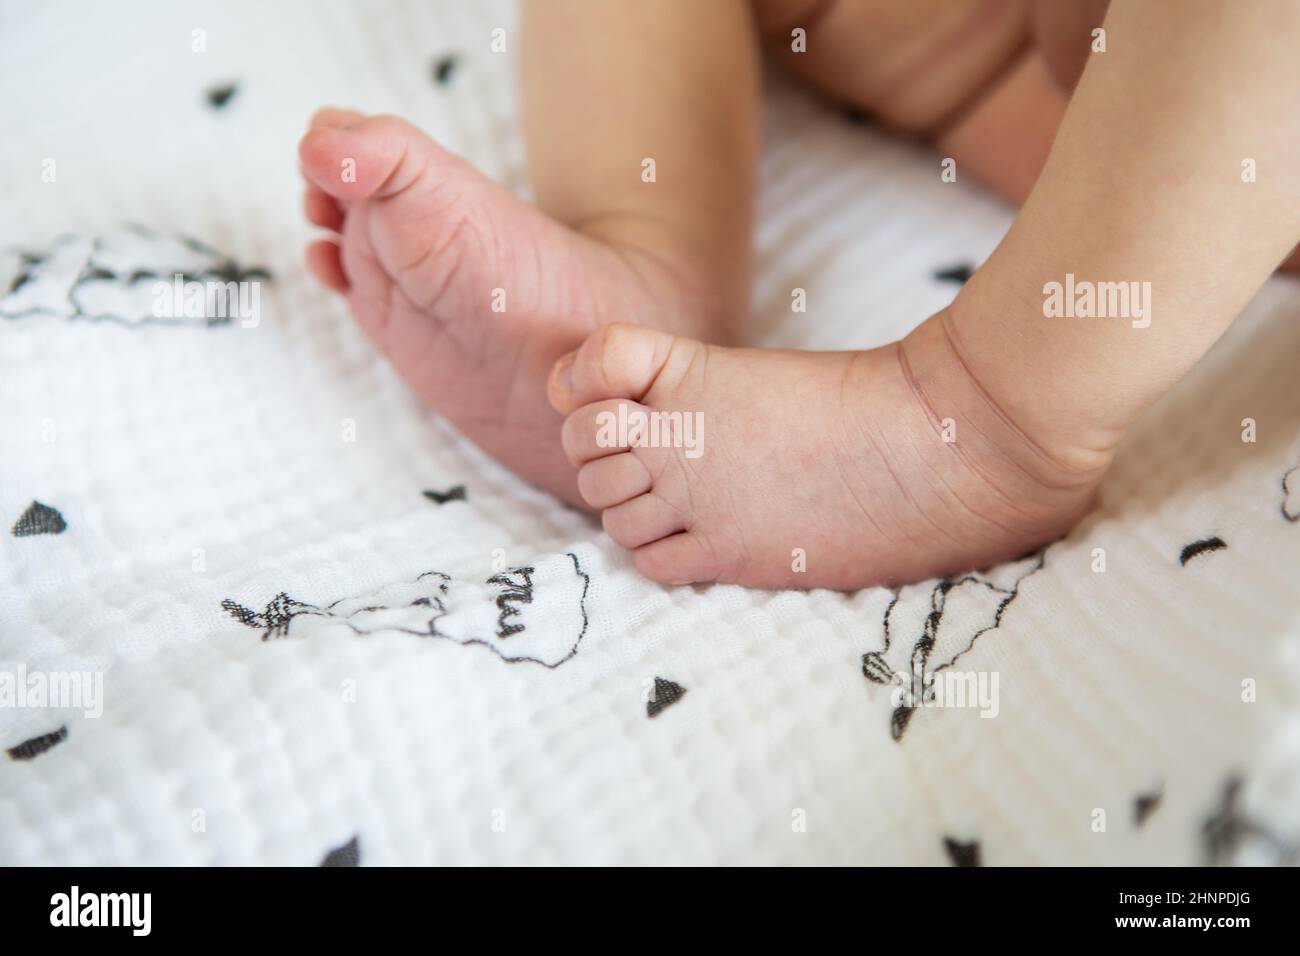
[521,0,760,335]
[547,0,1300,589]
[956,0,1300,452]
[942,1,1300,271]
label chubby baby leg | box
[550,0,1300,590]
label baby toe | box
[577,452,652,509]
[304,184,344,231]
[601,492,688,550]
[299,114,439,202]
[633,533,727,586]
[561,399,651,466]
[306,240,348,292]
[548,323,680,415]
[309,106,366,130]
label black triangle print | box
[423,485,467,505]
[1134,788,1163,827]
[933,263,974,284]
[9,270,33,295]
[943,836,981,867]
[12,501,66,537]
[206,82,239,110]
[320,835,360,867]
[647,677,686,718]
[433,54,459,86]
[7,725,68,761]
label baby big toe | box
[308,106,366,130]
[547,323,679,415]
[298,114,440,202]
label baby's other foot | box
[298,109,718,504]
[548,317,1111,590]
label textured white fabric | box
[1,0,1298,865]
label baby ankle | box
[899,308,1114,488]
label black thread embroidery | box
[221,591,328,640]
[943,837,981,867]
[423,485,466,505]
[6,725,68,761]
[647,678,687,719]
[2,227,272,328]
[890,699,915,741]
[433,55,458,85]
[206,83,239,109]
[1179,536,1226,566]
[563,555,591,668]
[222,553,590,668]
[174,229,223,258]
[1282,463,1299,522]
[11,501,66,537]
[486,566,533,638]
[862,551,1045,741]
[7,253,44,295]
[933,263,974,284]
[1134,787,1162,827]
[860,652,894,686]
[320,835,360,867]
[1201,776,1298,866]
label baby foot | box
[298,109,718,504]
[547,314,1111,589]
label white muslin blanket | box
[1,0,1297,865]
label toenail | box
[553,353,576,395]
